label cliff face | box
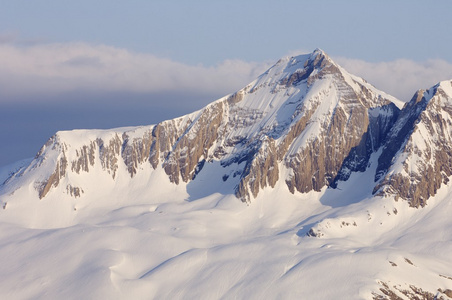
[232,51,400,201]
[374,81,452,207]
[4,50,452,208]
[236,51,396,201]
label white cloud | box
[0,42,272,102]
[1,42,451,104]
[335,56,452,101]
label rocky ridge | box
[374,80,452,207]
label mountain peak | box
[255,49,342,95]
[312,47,325,55]
[309,47,330,62]
[274,49,332,70]
[288,48,333,67]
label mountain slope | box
[0,158,451,299]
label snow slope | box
[0,163,451,299]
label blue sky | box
[1,0,452,167]
[3,1,452,64]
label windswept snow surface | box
[0,156,451,299]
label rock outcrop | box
[374,81,452,207]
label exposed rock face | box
[235,137,279,202]
[66,185,83,198]
[39,154,67,199]
[122,130,153,176]
[98,136,121,178]
[333,103,400,186]
[282,101,399,194]
[275,53,399,195]
[374,81,452,207]
[374,90,428,182]
[4,49,452,207]
[71,142,96,174]
[373,281,442,300]
[231,50,400,202]
[163,102,225,184]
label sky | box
[1,0,452,167]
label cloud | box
[0,42,272,102]
[1,42,451,104]
[335,57,452,101]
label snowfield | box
[0,158,451,299]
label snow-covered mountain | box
[1,50,452,299]
[1,49,404,203]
